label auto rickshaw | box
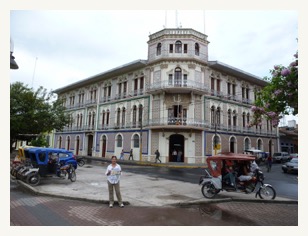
[19,147,78,186]
[199,152,276,199]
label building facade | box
[53,28,278,163]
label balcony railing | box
[146,80,208,94]
[147,117,207,129]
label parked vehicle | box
[18,147,78,186]
[199,152,276,200]
[273,152,290,163]
[244,149,267,164]
[289,153,298,159]
[282,158,298,174]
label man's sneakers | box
[120,203,124,208]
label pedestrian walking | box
[177,150,183,162]
[172,149,177,162]
[119,149,124,160]
[128,149,134,160]
[155,149,161,163]
[105,156,124,208]
[267,155,273,172]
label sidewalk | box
[13,159,297,207]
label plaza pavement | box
[13,158,297,207]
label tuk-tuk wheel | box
[69,169,76,182]
[26,173,41,186]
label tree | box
[10,82,70,150]
[250,51,298,127]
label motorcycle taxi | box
[18,147,78,186]
[199,152,276,200]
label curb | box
[16,180,130,206]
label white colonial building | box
[53,28,278,163]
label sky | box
[9,10,299,124]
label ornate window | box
[175,40,182,53]
[156,43,161,55]
[195,43,200,56]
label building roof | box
[53,59,148,94]
[208,61,268,87]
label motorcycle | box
[199,153,276,200]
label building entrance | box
[87,134,93,156]
[169,134,184,162]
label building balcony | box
[146,80,208,95]
[147,117,207,131]
[85,99,98,106]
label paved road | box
[10,180,297,226]
[100,161,298,200]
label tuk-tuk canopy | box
[206,152,255,177]
[207,152,256,162]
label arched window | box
[195,43,200,56]
[132,105,137,127]
[244,138,250,150]
[211,106,215,125]
[122,107,126,127]
[138,105,143,126]
[174,67,182,86]
[156,43,161,56]
[58,136,62,149]
[216,107,221,125]
[247,113,250,127]
[116,108,121,126]
[175,40,182,53]
[102,110,105,126]
[106,110,110,125]
[230,136,236,153]
[133,134,139,148]
[80,114,83,127]
[92,112,95,126]
[257,139,263,150]
[77,114,80,127]
[88,112,92,126]
[242,112,246,127]
[116,134,123,147]
[67,136,70,150]
[233,110,237,127]
[228,109,232,127]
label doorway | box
[76,136,80,155]
[169,134,184,162]
[102,135,107,157]
[87,134,93,156]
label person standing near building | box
[155,149,161,163]
[172,149,177,162]
[267,155,273,172]
[177,149,183,162]
[119,149,124,160]
[128,149,134,160]
[105,156,124,208]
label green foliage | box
[10,82,70,146]
[30,134,49,147]
[250,51,298,127]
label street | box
[10,180,297,226]
[111,161,298,200]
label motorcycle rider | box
[237,161,252,182]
